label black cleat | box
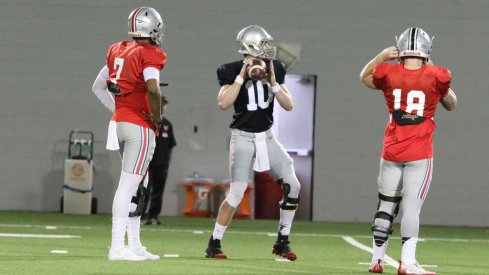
[205,236,227,259]
[272,233,297,261]
[142,217,161,225]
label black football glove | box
[107,82,121,96]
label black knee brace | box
[371,193,402,235]
[129,182,147,218]
[277,179,300,210]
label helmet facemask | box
[241,40,277,59]
[149,22,165,46]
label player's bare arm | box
[360,46,399,89]
[440,88,457,111]
[274,84,293,111]
[217,84,239,110]
[267,59,293,111]
[426,59,457,111]
[217,59,251,110]
[146,78,163,125]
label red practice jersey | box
[106,41,167,130]
[372,63,451,162]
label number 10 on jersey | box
[246,83,271,111]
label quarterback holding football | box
[205,25,301,261]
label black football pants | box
[144,164,169,219]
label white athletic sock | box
[127,216,143,250]
[278,174,300,236]
[111,217,128,250]
[111,171,143,251]
[401,237,418,265]
[212,223,227,240]
[278,209,296,236]
[372,240,388,262]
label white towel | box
[253,132,270,172]
[106,120,120,150]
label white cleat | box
[130,246,160,261]
[397,261,436,275]
[108,247,147,261]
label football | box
[247,59,267,80]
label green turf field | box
[0,211,487,274]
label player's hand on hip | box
[142,111,162,132]
[107,82,122,96]
[380,46,399,62]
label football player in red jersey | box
[204,25,300,261]
[91,7,166,261]
[360,27,457,275]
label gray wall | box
[0,0,487,226]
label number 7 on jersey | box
[113,57,125,84]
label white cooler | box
[63,159,93,214]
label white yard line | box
[274,258,290,262]
[417,237,489,243]
[0,223,488,244]
[50,250,69,254]
[163,254,180,258]
[0,233,80,238]
[0,224,93,230]
[342,236,399,270]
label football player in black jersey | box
[205,25,301,261]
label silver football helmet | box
[396,27,433,61]
[236,25,277,59]
[127,7,165,46]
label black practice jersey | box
[217,60,286,133]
